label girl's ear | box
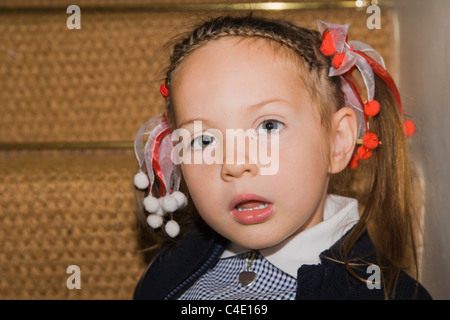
[328,107,357,174]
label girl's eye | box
[191,134,216,150]
[256,119,284,134]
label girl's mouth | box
[235,201,269,212]
[230,194,274,224]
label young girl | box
[132,15,431,300]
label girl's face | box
[171,37,332,249]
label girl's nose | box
[220,142,258,181]
[219,129,260,181]
[220,161,258,181]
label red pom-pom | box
[357,145,373,160]
[363,132,380,150]
[332,52,347,69]
[160,83,169,100]
[348,154,360,169]
[320,30,338,56]
[364,100,380,116]
[403,120,415,137]
[320,42,335,56]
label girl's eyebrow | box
[178,98,287,128]
[178,118,212,129]
[248,98,287,111]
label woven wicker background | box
[0,0,367,8]
[0,1,397,299]
[0,149,140,299]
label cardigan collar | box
[220,194,360,279]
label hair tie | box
[160,83,169,100]
[133,112,187,238]
[317,20,415,169]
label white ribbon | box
[317,21,388,139]
[134,113,182,195]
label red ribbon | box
[342,72,370,132]
[355,50,404,116]
[151,127,173,197]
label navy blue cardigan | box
[133,223,431,300]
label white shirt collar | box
[220,194,360,279]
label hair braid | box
[166,16,328,86]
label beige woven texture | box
[0,149,143,299]
[0,3,396,299]
[0,0,360,8]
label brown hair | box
[136,15,421,298]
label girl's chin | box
[201,212,303,250]
[223,228,290,251]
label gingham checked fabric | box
[179,250,297,300]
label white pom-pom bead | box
[134,171,149,189]
[147,214,163,229]
[155,205,165,217]
[170,191,187,209]
[165,220,180,238]
[143,195,159,213]
[161,194,178,213]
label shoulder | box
[133,222,226,300]
[297,229,432,300]
[393,270,432,300]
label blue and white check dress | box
[179,250,297,300]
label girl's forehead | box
[170,38,319,130]
[172,36,300,82]
[174,41,301,101]
[171,37,305,99]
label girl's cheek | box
[181,162,211,187]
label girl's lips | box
[229,193,274,225]
[229,193,271,211]
[231,203,274,225]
